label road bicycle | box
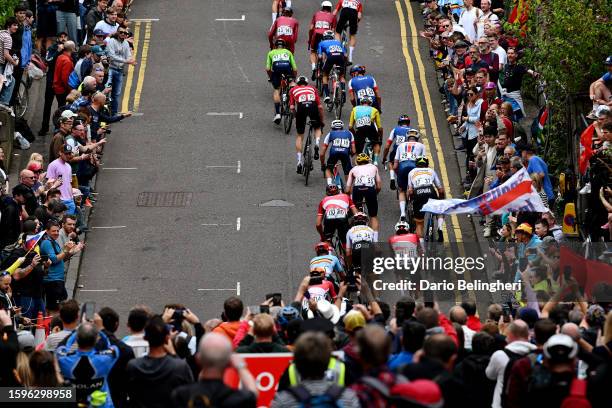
[423,211,436,243]
[315,59,324,95]
[14,75,32,119]
[302,120,315,185]
[332,163,345,191]
[279,74,293,134]
[327,65,345,119]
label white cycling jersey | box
[394,141,427,163]
[407,167,442,189]
[346,225,378,248]
[346,163,380,188]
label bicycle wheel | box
[303,126,313,186]
[316,64,323,95]
[334,82,343,119]
[424,212,435,242]
[333,165,345,191]
[14,81,28,119]
[327,74,336,112]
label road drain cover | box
[137,192,193,207]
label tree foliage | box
[0,0,22,29]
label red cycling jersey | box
[335,0,363,13]
[310,11,337,37]
[389,234,419,257]
[289,85,321,110]
[305,281,338,307]
[317,193,356,219]
[268,16,299,52]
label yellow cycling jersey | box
[349,105,381,130]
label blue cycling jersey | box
[310,254,344,277]
[317,39,346,58]
[325,130,354,155]
[349,75,377,102]
[389,126,417,149]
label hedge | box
[0,0,22,29]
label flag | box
[579,124,594,175]
[24,231,46,252]
[422,168,549,215]
[559,245,612,299]
[531,106,549,147]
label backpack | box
[286,384,344,408]
[359,375,443,408]
[560,379,591,408]
[186,387,233,408]
[500,349,537,408]
[0,234,25,268]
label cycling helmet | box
[275,38,286,48]
[395,220,410,233]
[331,119,344,130]
[398,115,411,125]
[315,241,332,254]
[280,306,301,322]
[353,212,369,225]
[296,76,308,85]
[350,65,366,76]
[282,7,293,16]
[321,0,333,9]
[356,153,371,164]
[360,96,373,105]
[416,156,429,167]
[326,184,339,195]
[407,130,420,140]
[323,30,335,40]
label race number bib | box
[328,45,344,54]
[272,52,289,62]
[356,88,375,99]
[277,26,293,36]
[353,231,373,244]
[342,0,359,9]
[315,21,331,30]
[413,175,433,188]
[326,207,347,219]
[332,138,351,148]
[395,136,405,145]
[298,93,316,103]
[355,175,375,187]
[355,116,371,128]
[399,151,416,161]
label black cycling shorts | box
[326,152,352,174]
[412,185,437,220]
[354,125,380,153]
[43,281,68,311]
[323,217,349,244]
[322,55,346,75]
[295,103,321,134]
[352,186,378,217]
[270,66,293,89]
[336,8,359,36]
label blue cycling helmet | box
[350,65,366,76]
[322,30,335,40]
[281,306,300,321]
[398,115,411,125]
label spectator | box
[390,296,417,354]
[0,309,19,386]
[56,322,119,407]
[52,40,76,107]
[449,306,476,351]
[105,27,136,115]
[8,5,27,107]
[126,316,193,408]
[460,86,483,170]
[453,332,496,408]
[19,9,33,85]
[16,169,38,216]
[272,332,359,408]
[44,299,79,351]
[388,320,425,370]
[212,296,244,342]
[236,313,290,353]
[122,307,151,357]
[88,92,131,142]
[56,0,78,42]
[461,301,482,332]
[499,47,539,118]
[341,309,367,383]
[534,218,552,239]
[86,0,108,40]
[93,8,119,38]
[0,18,20,105]
[39,32,68,136]
[457,0,482,43]
[0,184,30,248]
[47,144,78,215]
[171,332,257,407]
[29,350,63,387]
[485,320,536,408]
[0,271,13,311]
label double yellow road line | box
[121,20,153,113]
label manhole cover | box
[137,192,193,207]
[259,199,294,207]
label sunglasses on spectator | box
[119,30,129,34]
[0,271,10,277]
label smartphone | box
[82,302,96,322]
[309,276,324,285]
[266,293,282,307]
[502,303,511,322]
[39,254,49,263]
[260,305,270,314]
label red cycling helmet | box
[315,242,332,253]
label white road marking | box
[103,167,138,170]
[206,112,243,118]
[206,165,236,168]
[130,18,160,22]
[91,226,127,229]
[237,160,241,174]
[197,282,241,296]
[131,113,144,117]
[215,15,245,21]
[201,223,233,227]
[79,289,119,292]
[236,217,241,231]
[237,281,241,296]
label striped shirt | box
[0,30,13,65]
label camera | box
[346,268,358,293]
[266,293,282,307]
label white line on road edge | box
[102,167,138,170]
[130,18,160,22]
[215,15,246,21]
[197,282,241,296]
[79,289,119,292]
[131,113,144,117]
[237,281,241,296]
[237,160,241,174]
[236,217,241,231]
[201,223,233,227]
[206,112,243,119]
[91,226,127,229]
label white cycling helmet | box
[395,220,409,233]
[331,119,344,130]
[321,1,333,8]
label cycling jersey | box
[310,11,337,36]
[324,130,354,155]
[310,254,344,278]
[394,141,427,165]
[266,48,297,72]
[317,39,346,59]
[346,163,380,189]
[348,75,378,104]
[304,281,337,310]
[387,126,417,149]
[389,234,419,258]
[269,16,299,52]
[317,193,356,221]
[407,167,442,189]
[349,106,381,130]
[335,0,363,13]
[289,85,321,109]
[346,225,377,248]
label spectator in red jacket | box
[462,301,483,332]
[52,41,76,107]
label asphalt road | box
[75,0,479,329]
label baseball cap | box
[605,55,612,65]
[62,144,74,154]
[465,67,476,76]
[343,310,366,333]
[485,81,496,90]
[543,334,578,362]
[72,188,83,197]
[61,110,77,120]
[90,45,105,56]
[17,330,35,352]
[515,223,533,235]
[93,28,106,36]
[27,162,43,172]
[454,40,469,48]
[595,105,610,118]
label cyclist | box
[316,184,358,247]
[388,220,419,257]
[268,7,299,54]
[393,133,426,225]
[309,1,336,81]
[310,241,345,283]
[382,115,417,190]
[271,0,291,24]
[317,31,347,105]
[320,119,355,186]
[333,0,363,64]
[408,157,445,242]
[289,76,324,174]
[266,39,297,125]
[345,212,377,271]
[345,153,381,231]
[348,65,381,111]
[348,96,383,164]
